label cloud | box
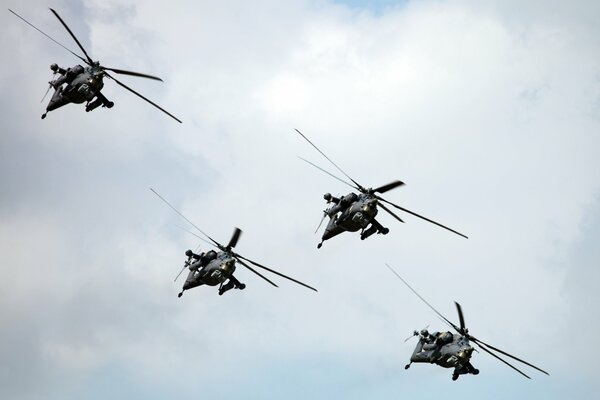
[1,0,599,398]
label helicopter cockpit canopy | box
[437,331,454,345]
[202,250,217,264]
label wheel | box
[404,364,410,370]
[317,243,322,249]
[106,101,114,108]
[452,374,458,381]
[41,113,47,119]
[177,292,183,298]
[381,228,389,235]
[238,284,246,290]
[472,369,479,375]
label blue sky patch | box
[333,0,408,14]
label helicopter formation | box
[8,7,549,384]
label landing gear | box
[41,113,47,119]
[219,276,245,295]
[404,363,411,370]
[86,99,102,112]
[96,92,114,109]
[178,291,184,298]
[317,242,323,249]
[372,219,389,235]
[466,362,479,375]
[360,225,377,240]
[452,365,474,380]
[86,93,114,112]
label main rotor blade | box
[236,254,318,292]
[377,196,468,239]
[227,227,242,249]
[236,258,278,288]
[315,212,327,234]
[473,341,531,379]
[150,188,221,248]
[294,129,364,190]
[455,302,466,333]
[384,263,458,332]
[373,180,405,194]
[174,224,217,250]
[298,157,357,190]
[106,73,182,123]
[469,336,549,375]
[49,8,94,65]
[101,67,163,81]
[378,202,405,223]
[9,9,88,64]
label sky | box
[0,0,599,399]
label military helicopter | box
[151,189,318,297]
[294,129,468,248]
[384,263,549,381]
[9,8,181,123]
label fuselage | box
[418,334,475,369]
[322,192,379,240]
[438,336,473,368]
[183,251,236,290]
[47,65,105,111]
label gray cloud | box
[1,0,599,398]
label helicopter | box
[150,189,318,297]
[384,263,549,381]
[9,8,181,123]
[294,129,468,248]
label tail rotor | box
[404,331,419,343]
[315,211,327,234]
[404,325,429,342]
[41,71,57,103]
[174,258,191,282]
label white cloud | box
[1,0,599,398]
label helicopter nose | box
[220,259,235,272]
[362,204,375,216]
[458,346,474,359]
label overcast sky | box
[1,0,599,399]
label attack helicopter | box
[9,8,181,123]
[151,189,317,297]
[385,264,549,381]
[294,129,468,248]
